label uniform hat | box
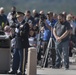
[16,11,25,18]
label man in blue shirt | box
[42,11,56,67]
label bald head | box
[0,7,4,14]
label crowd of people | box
[0,6,76,75]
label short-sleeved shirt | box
[54,21,71,42]
[43,19,56,41]
[43,19,51,41]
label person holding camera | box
[7,6,17,26]
[9,11,29,75]
[41,12,56,67]
[7,6,16,21]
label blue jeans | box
[55,41,69,68]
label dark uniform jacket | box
[14,20,29,49]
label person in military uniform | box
[9,11,29,75]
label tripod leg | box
[43,38,52,67]
[41,41,48,67]
[51,49,56,67]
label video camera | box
[40,14,46,22]
[10,23,19,28]
[39,14,47,27]
[11,11,16,16]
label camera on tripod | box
[39,14,47,27]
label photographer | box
[7,6,17,26]
[36,13,52,67]
[9,11,29,75]
[7,6,16,21]
[39,12,57,67]
[39,14,52,56]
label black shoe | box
[52,65,61,69]
[65,67,69,70]
[65,68,69,70]
[51,65,55,68]
[8,71,17,74]
[53,67,60,69]
[17,72,25,75]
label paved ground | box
[37,65,76,75]
[1,66,76,75]
[36,57,76,75]
[32,57,76,75]
[0,57,76,75]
